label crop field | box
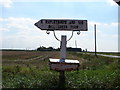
[2,51,120,89]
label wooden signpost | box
[35,19,88,88]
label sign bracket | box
[53,31,61,41]
[47,30,81,42]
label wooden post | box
[59,71,65,88]
[59,35,66,88]
[94,24,97,56]
[60,35,67,60]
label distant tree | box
[79,48,82,52]
[37,46,55,51]
[37,46,46,51]
[41,46,46,49]
[48,47,53,50]
[37,47,40,51]
[56,48,60,51]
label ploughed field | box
[2,51,59,66]
[2,51,120,88]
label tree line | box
[37,46,87,52]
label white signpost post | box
[35,19,88,88]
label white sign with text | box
[35,19,87,31]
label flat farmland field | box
[2,51,120,89]
[2,51,58,60]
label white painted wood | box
[50,58,79,64]
[60,36,66,61]
[49,58,80,71]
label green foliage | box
[2,65,119,88]
[66,70,120,88]
[2,65,59,88]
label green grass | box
[66,70,119,88]
[87,52,120,56]
[2,51,120,89]
[2,65,120,88]
[70,52,119,70]
[2,65,59,88]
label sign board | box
[49,58,80,71]
[35,19,87,31]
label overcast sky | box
[0,0,119,52]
